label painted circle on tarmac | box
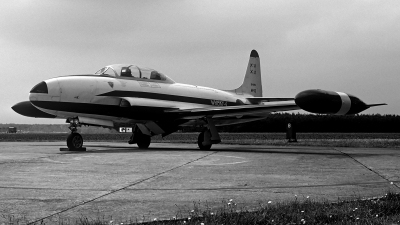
[193,155,248,166]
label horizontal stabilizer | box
[247,97,294,104]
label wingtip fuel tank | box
[295,89,386,115]
[12,101,56,118]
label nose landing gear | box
[67,132,84,149]
[61,118,86,151]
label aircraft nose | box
[30,81,48,94]
[29,79,61,103]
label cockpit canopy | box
[95,64,175,83]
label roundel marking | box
[335,92,351,115]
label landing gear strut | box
[62,118,86,151]
[197,117,221,150]
[128,125,151,149]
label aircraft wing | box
[246,97,294,104]
[165,101,299,119]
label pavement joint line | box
[0,155,61,165]
[2,180,400,192]
[27,151,218,225]
[333,148,400,191]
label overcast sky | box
[1,0,399,124]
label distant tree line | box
[0,124,116,134]
[183,113,400,133]
[221,113,400,133]
[2,113,400,133]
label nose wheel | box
[67,133,84,149]
[60,117,86,151]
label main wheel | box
[67,133,83,149]
[197,131,212,150]
[137,134,151,149]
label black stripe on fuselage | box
[98,90,237,106]
[30,100,265,124]
[30,101,174,120]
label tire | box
[137,134,151,149]
[197,131,212,150]
[67,133,83,149]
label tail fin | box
[226,50,262,97]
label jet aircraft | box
[12,50,386,150]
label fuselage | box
[13,52,272,150]
[29,74,254,126]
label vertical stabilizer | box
[226,50,262,97]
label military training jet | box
[12,50,386,150]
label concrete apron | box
[0,142,398,223]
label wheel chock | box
[60,147,87,151]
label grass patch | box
[18,192,400,225]
[144,192,400,225]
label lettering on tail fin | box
[250,64,257,74]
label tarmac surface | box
[0,142,399,223]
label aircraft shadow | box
[28,143,390,157]
[58,144,384,157]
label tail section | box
[226,50,262,97]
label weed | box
[13,192,400,225]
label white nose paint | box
[58,76,97,103]
[29,78,61,102]
[335,92,351,115]
[48,78,61,102]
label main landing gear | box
[198,130,212,150]
[197,117,221,150]
[128,126,151,149]
[61,118,86,151]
